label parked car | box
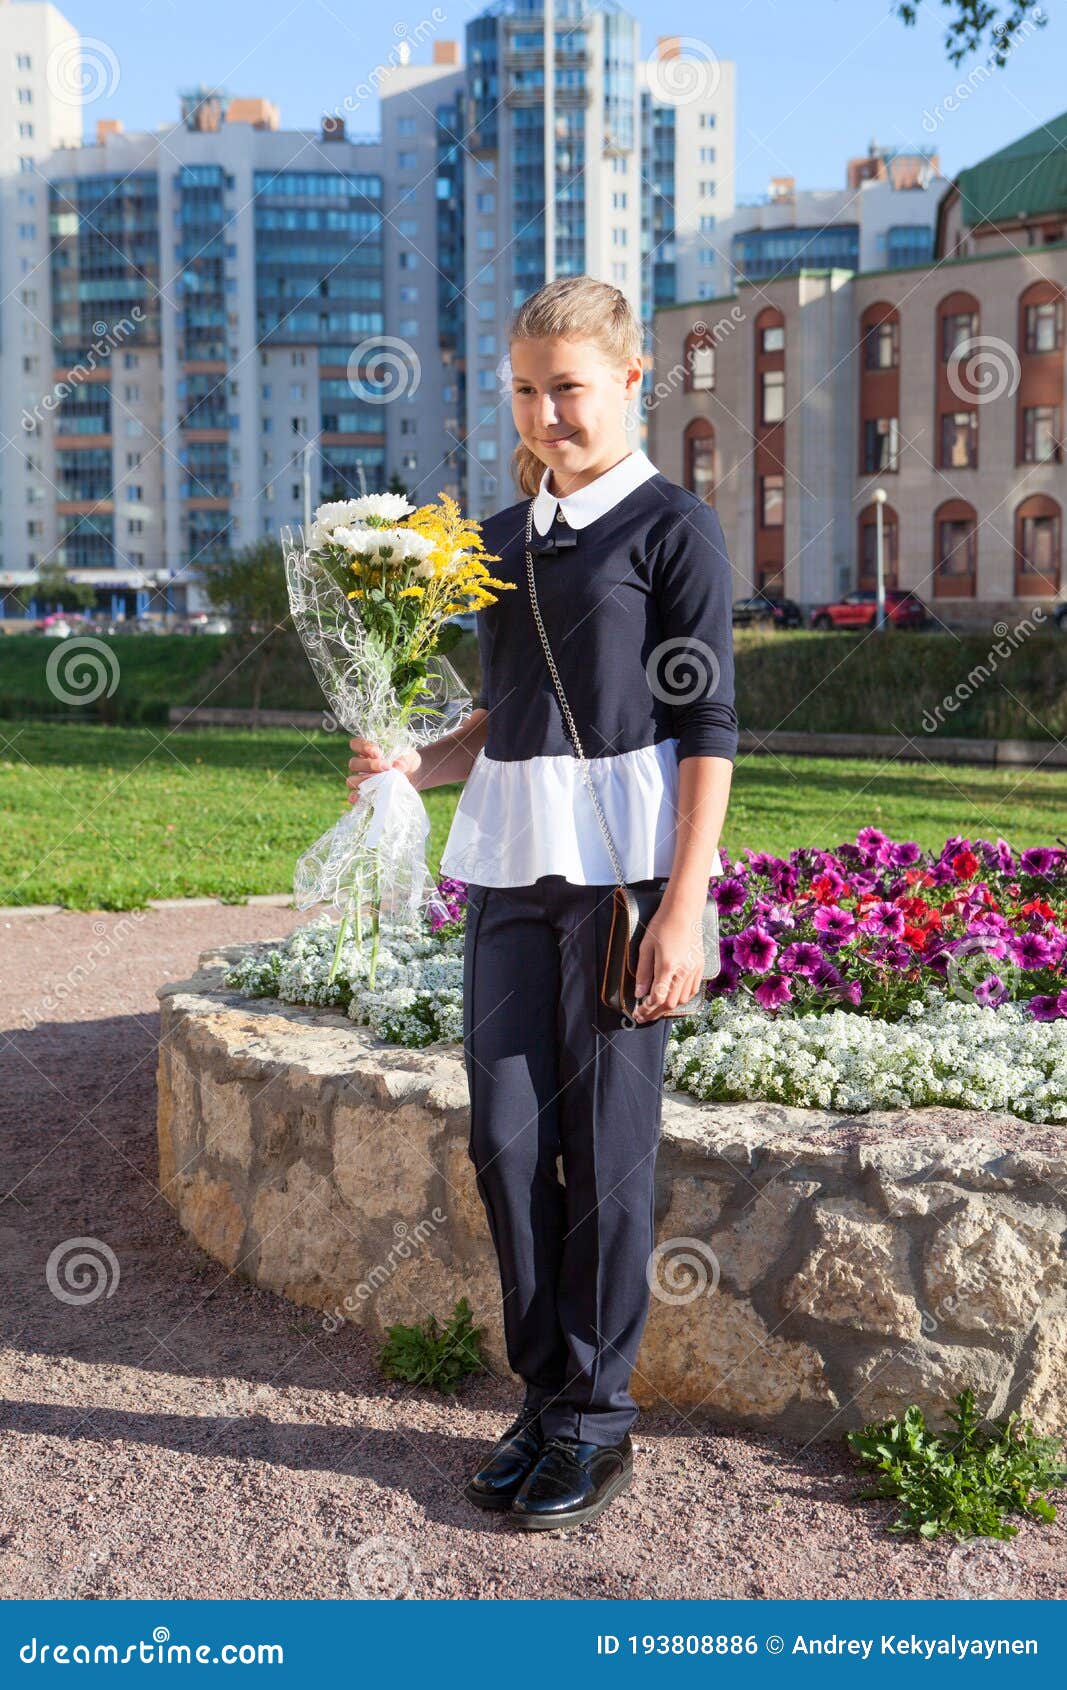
[732,592,804,629]
[39,615,75,639]
[181,612,231,635]
[809,589,928,630]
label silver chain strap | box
[524,497,628,892]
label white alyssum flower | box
[227,929,1067,1123]
[662,995,1067,1123]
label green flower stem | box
[369,856,381,990]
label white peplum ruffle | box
[438,737,724,888]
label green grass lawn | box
[3,718,1066,910]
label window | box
[690,344,714,391]
[124,384,140,402]
[397,150,417,170]
[396,115,417,135]
[940,411,977,468]
[941,310,977,360]
[261,383,272,399]
[863,417,899,472]
[289,383,305,400]
[761,324,784,354]
[864,319,898,369]
[123,352,138,369]
[262,417,273,434]
[1022,405,1062,462]
[17,87,32,104]
[16,52,32,69]
[699,147,716,163]
[291,351,306,366]
[17,122,33,138]
[699,180,716,198]
[476,228,495,250]
[1024,299,1063,353]
[760,369,784,424]
[937,517,975,579]
[761,475,784,527]
[1020,513,1059,574]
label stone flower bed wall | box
[156,944,1067,1442]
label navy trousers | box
[461,873,671,1446]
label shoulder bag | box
[523,496,720,1020]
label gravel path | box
[1,904,1064,1602]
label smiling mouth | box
[539,434,576,445]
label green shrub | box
[846,1388,1067,1540]
[378,1296,489,1395]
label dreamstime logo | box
[45,1237,120,1306]
[347,335,421,404]
[921,5,1046,132]
[22,308,145,434]
[46,36,121,106]
[643,307,746,416]
[45,637,121,707]
[947,335,1021,404]
[646,636,721,708]
[19,910,148,1033]
[646,1236,720,1304]
[945,933,1021,1008]
[947,1536,1023,1598]
[326,12,446,120]
[920,609,1046,734]
[646,36,722,105]
[346,1534,420,1599]
[322,1210,446,1332]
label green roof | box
[957,109,1067,228]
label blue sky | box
[57,0,1063,199]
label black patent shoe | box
[463,1406,545,1512]
[509,1432,633,1529]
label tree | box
[195,537,293,720]
[893,0,1049,66]
[34,560,96,614]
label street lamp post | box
[873,486,888,632]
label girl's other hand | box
[345,736,422,805]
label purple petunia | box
[754,974,793,1010]
[733,924,779,974]
[1007,932,1054,970]
[860,900,906,938]
[813,904,857,943]
[778,941,825,977]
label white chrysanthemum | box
[330,526,435,567]
[313,493,417,532]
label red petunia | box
[1021,898,1056,921]
[902,924,929,952]
[952,850,979,880]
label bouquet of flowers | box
[281,491,513,985]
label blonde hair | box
[506,275,644,496]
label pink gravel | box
[1,903,1064,1601]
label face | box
[510,335,643,492]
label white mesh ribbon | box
[282,524,473,932]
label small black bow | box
[529,527,579,557]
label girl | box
[346,275,736,1531]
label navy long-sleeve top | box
[439,449,738,889]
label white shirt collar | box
[531,447,660,535]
